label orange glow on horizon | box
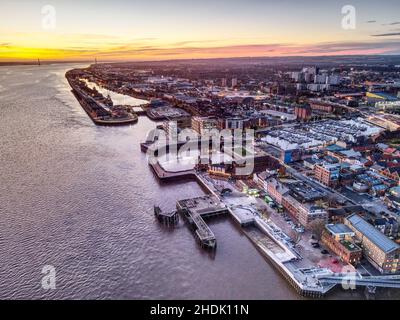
[0,40,398,62]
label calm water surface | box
[0,64,394,300]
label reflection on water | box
[81,78,148,107]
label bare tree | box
[289,229,302,245]
[259,207,272,222]
[308,219,326,241]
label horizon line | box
[2,53,400,65]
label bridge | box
[318,274,400,289]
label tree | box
[259,207,272,222]
[289,229,302,245]
[308,219,326,241]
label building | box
[314,163,341,188]
[264,178,328,228]
[366,92,399,104]
[208,164,232,179]
[375,100,400,112]
[308,99,350,114]
[231,78,238,88]
[307,84,330,92]
[345,214,400,274]
[385,186,400,210]
[191,116,219,135]
[282,195,327,228]
[380,167,400,185]
[220,117,247,130]
[163,116,192,140]
[265,177,285,205]
[314,74,328,84]
[326,75,341,85]
[295,105,312,121]
[221,78,227,87]
[322,224,362,265]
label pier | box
[149,161,196,181]
[154,206,179,226]
[177,196,229,249]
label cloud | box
[91,40,400,59]
[3,40,400,61]
[371,33,400,37]
[287,41,400,56]
[366,20,377,23]
[92,43,290,58]
[172,40,222,46]
[382,22,400,26]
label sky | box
[0,0,400,61]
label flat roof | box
[368,92,399,101]
[289,181,326,202]
[326,144,346,152]
[326,224,354,235]
[347,214,400,254]
[340,240,362,252]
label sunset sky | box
[1,0,400,61]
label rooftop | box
[326,224,354,236]
[288,181,326,203]
[340,239,362,252]
[346,214,400,254]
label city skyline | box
[1,0,400,61]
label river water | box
[81,78,148,108]
[0,64,395,300]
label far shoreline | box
[0,61,93,67]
